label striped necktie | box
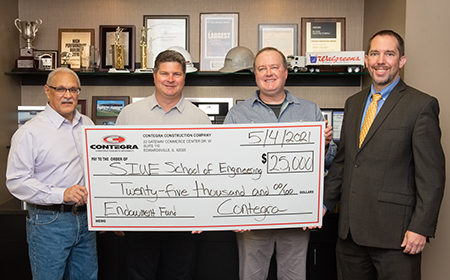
[359,93,382,147]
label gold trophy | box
[135,26,153,73]
[140,27,148,69]
[14,18,42,70]
[109,26,128,72]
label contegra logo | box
[102,135,126,144]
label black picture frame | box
[91,96,130,125]
[77,99,87,115]
[99,25,136,72]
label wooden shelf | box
[5,70,367,87]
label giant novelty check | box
[83,123,325,231]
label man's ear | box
[44,85,50,100]
[399,55,407,69]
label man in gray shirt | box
[224,47,335,280]
[116,50,211,280]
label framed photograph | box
[33,50,58,71]
[332,109,344,141]
[321,108,344,141]
[18,106,46,127]
[91,96,130,125]
[320,109,333,123]
[58,29,95,69]
[144,15,189,68]
[200,13,239,72]
[186,98,233,124]
[77,99,87,115]
[258,24,298,57]
[99,25,136,72]
[301,18,345,55]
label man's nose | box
[63,89,72,98]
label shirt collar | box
[44,103,81,129]
[149,93,186,114]
[370,76,401,100]
[253,90,299,103]
[252,90,301,108]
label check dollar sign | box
[261,153,267,164]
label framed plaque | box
[91,96,130,125]
[301,18,345,55]
[258,24,298,57]
[200,13,239,72]
[99,25,136,72]
[58,29,95,69]
[144,15,189,68]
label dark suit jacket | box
[324,79,445,249]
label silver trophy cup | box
[14,18,42,49]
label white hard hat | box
[167,46,198,73]
[219,46,254,73]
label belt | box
[29,203,87,215]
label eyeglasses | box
[47,85,81,95]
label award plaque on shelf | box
[15,56,35,70]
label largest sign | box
[83,123,325,231]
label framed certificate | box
[301,18,345,55]
[258,24,298,57]
[200,13,239,72]
[144,15,189,68]
[58,29,95,69]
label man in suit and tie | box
[323,30,445,280]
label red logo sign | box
[102,135,126,144]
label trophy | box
[14,18,42,70]
[61,52,73,68]
[89,46,101,70]
[135,26,153,73]
[79,45,100,72]
[80,45,93,72]
[111,26,125,70]
[15,18,42,51]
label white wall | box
[405,1,450,279]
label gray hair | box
[46,67,81,87]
